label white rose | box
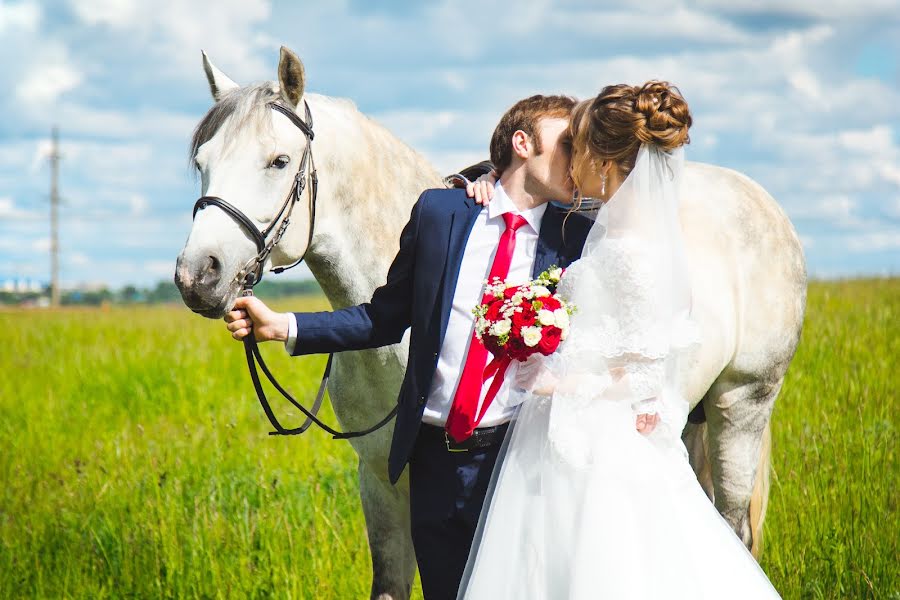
[490,319,512,337]
[537,309,556,326]
[553,308,569,329]
[549,267,563,280]
[560,327,568,341]
[521,326,543,347]
[532,285,551,298]
[475,317,490,334]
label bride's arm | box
[514,352,662,434]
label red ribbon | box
[474,355,514,427]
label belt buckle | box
[444,431,469,453]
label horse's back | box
[679,162,806,399]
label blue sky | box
[1,0,898,288]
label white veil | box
[544,143,700,466]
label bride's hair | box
[569,81,692,200]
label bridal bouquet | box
[472,267,575,402]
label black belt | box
[419,423,510,452]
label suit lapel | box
[533,204,564,277]
[436,198,482,345]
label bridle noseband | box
[190,100,397,439]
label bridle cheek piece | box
[191,100,397,439]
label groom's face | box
[524,116,574,203]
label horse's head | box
[175,47,314,318]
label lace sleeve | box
[548,241,697,441]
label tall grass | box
[0,281,897,598]
[761,279,898,599]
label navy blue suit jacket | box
[292,188,593,483]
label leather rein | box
[192,100,397,439]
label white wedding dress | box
[458,146,781,599]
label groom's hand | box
[225,296,291,342]
[635,412,660,435]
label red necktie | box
[446,212,528,442]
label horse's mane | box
[189,83,281,169]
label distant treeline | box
[0,279,323,306]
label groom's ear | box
[511,129,531,160]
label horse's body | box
[175,48,806,599]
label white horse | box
[175,47,806,599]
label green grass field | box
[1,280,897,599]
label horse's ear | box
[202,50,239,102]
[277,46,305,108]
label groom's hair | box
[490,95,577,174]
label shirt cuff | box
[284,313,298,354]
[632,397,660,415]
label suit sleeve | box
[290,191,425,356]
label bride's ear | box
[598,160,613,175]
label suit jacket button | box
[418,395,426,405]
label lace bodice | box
[531,238,699,467]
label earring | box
[601,174,607,197]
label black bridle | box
[192,100,397,439]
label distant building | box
[1,278,46,293]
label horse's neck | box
[302,94,444,310]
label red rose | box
[503,285,521,300]
[538,326,562,356]
[540,296,561,312]
[512,308,536,328]
[484,338,503,354]
[505,335,529,361]
[485,301,503,321]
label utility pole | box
[49,127,61,307]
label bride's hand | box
[514,354,556,396]
[466,170,498,206]
[635,412,660,435]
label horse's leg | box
[682,420,714,502]
[703,376,782,556]
[358,460,416,600]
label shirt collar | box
[487,182,548,234]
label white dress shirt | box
[424,184,546,427]
[286,183,547,428]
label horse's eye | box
[269,155,290,169]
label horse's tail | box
[748,421,772,559]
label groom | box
[227,95,592,599]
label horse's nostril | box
[198,255,221,286]
[206,255,220,275]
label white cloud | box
[838,125,897,156]
[65,0,273,83]
[0,196,40,220]
[69,252,91,266]
[15,63,82,105]
[845,231,900,252]
[0,0,40,33]
[68,0,140,28]
[129,194,148,216]
[696,0,900,20]
[554,6,757,45]
[881,165,900,187]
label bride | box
[458,82,781,599]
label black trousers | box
[408,424,505,600]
